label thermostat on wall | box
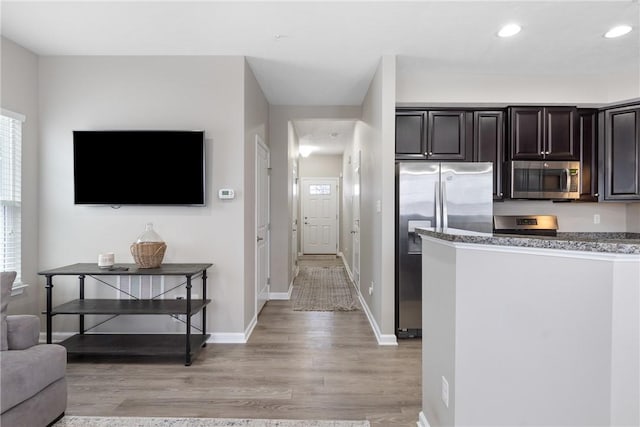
[218,189,235,200]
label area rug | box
[54,416,370,427]
[292,266,360,312]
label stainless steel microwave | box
[508,160,580,199]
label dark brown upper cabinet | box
[578,109,598,201]
[473,111,505,200]
[509,106,579,161]
[602,104,640,201]
[395,110,426,159]
[396,109,471,161]
[426,111,471,161]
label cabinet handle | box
[540,151,545,155]
[499,192,504,196]
[594,193,599,197]
[545,151,550,155]
[429,152,433,156]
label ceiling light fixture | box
[498,23,521,38]
[330,132,339,138]
[604,25,632,38]
[299,146,315,158]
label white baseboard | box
[269,281,293,300]
[358,293,398,346]
[207,332,247,344]
[417,411,430,427]
[338,252,353,281]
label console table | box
[38,263,213,366]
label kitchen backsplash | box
[493,200,632,232]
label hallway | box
[64,257,422,426]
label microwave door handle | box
[435,181,441,231]
[563,168,570,192]
[442,181,448,231]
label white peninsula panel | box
[419,233,639,427]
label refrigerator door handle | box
[434,181,441,231]
[442,181,448,230]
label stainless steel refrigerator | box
[395,161,493,338]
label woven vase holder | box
[130,241,167,268]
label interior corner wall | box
[37,55,247,336]
[0,37,40,317]
[268,106,361,296]
[355,55,396,339]
[243,59,269,331]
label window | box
[309,184,331,195]
[1,109,24,288]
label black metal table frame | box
[39,263,212,366]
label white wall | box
[243,59,269,330]
[268,106,360,294]
[299,154,342,177]
[396,61,640,105]
[346,55,396,342]
[0,37,40,317]
[494,200,629,232]
[628,204,640,232]
[38,56,249,337]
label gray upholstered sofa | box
[1,271,67,427]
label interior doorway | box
[301,177,339,254]
[351,150,361,287]
[255,135,270,315]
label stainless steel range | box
[493,215,559,237]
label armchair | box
[1,271,67,427]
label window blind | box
[0,111,23,285]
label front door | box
[255,135,270,314]
[301,177,338,254]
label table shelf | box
[51,299,211,315]
[61,333,210,358]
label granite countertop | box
[416,228,640,255]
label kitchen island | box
[416,228,639,427]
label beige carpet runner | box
[292,266,360,312]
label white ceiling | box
[2,1,638,155]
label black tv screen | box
[73,130,205,206]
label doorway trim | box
[255,134,270,317]
[300,176,339,255]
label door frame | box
[300,176,340,255]
[352,150,361,287]
[255,134,270,316]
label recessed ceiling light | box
[330,132,339,138]
[498,23,521,38]
[299,146,315,158]
[604,25,632,38]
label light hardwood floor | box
[65,257,422,426]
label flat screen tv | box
[73,130,206,206]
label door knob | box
[256,236,264,242]
[350,230,357,234]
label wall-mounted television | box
[73,130,206,206]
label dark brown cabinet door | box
[603,106,640,200]
[395,111,426,159]
[509,106,578,160]
[578,109,598,201]
[473,111,504,199]
[545,107,579,160]
[509,107,544,159]
[426,111,470,160]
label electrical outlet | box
[369,281,374,295]
[441,376,449,408]
[593,214,601,224]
